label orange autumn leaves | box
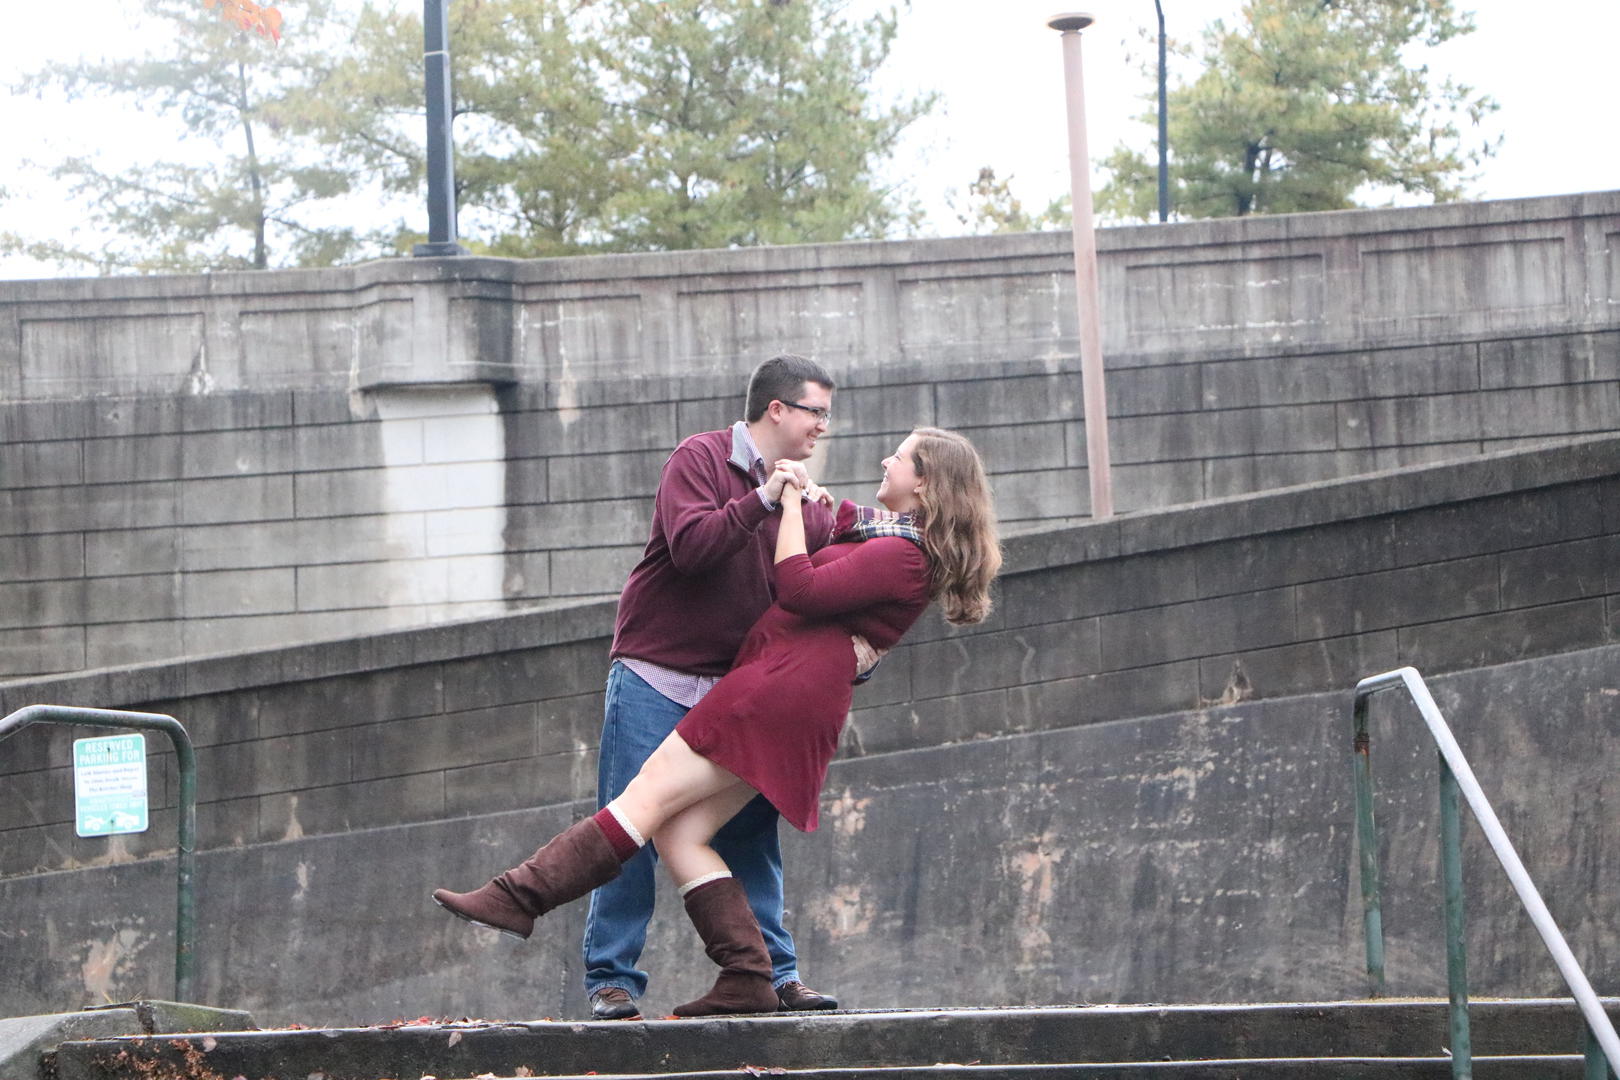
[202,0,283,43]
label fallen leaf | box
[446,1032,462,1048]
[201,1038,217,1052]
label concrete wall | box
[2,438,1616,1020]
[4,192,1619,680]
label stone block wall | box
[3,191,1618,680]
[6,645,1615,1022]
[1,386,520,676]
[1,438,1616,1018]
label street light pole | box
[414,0,467,256]
[1155,0,1169,223]
[1047,12,1115,520]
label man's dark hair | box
[744,353,835,422]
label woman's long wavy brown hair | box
[910,427,1001,625]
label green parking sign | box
[74,733,149,837]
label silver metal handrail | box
[1352,667,1618,1079]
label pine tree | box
[5,0,935,271]
[1097,0,1498,221]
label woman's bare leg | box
[658,783,781,1017]
[433,731,745,937]
[655,784,760,886]
[609,731,750,847]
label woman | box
[433,428,1001,1016]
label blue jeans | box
[582,661,800,998]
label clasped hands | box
[764,459,834,510]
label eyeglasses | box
[780,401,832,424]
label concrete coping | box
[0,596,619,716]
[3,190,1616,299]
[1005,432,1620,575]
[2,434,1616,712]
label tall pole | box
[1047,12,1114,520]
[414,0,467,256]
[1155,0,1169,223]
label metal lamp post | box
[1155,0,1169,223]
[1047,12,1115,520]
[413,0,467,256]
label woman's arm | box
[769,464,927,617]
[774,473,807,565]
[775,537,929,617]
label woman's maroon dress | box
[675,513,932,832]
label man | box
[583,353,842,1020]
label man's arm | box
[658,444,775,575]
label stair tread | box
[48,1000,1618,1080]
[441,1059,1595,1080]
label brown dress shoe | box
[589,987,642,1021]
[776,979,839,1011]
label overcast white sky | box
[2,0,1616,280]
[880,0,1620,209]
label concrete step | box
[48,1000,1618,1080]
[1,1001,255,1080]
[458,1064,1593,1080]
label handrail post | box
[173,721,199,1001]
[1588,1024,1616,1080]
[0,705,199,1002]
[1351,693,1386,995]
[1438,758,1472,1078]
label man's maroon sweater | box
[611,428,835,678]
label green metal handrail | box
[1351,667,1618,1080]
[0,704,198,1002]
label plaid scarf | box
[836,502,925,550]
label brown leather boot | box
[433,818,622,939]
[671,877,780,1016]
